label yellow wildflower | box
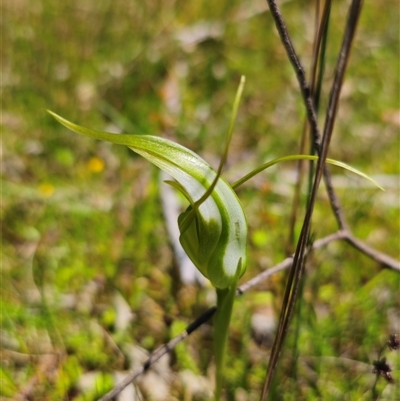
[87,157,105,173]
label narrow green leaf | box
[232,154,384,191]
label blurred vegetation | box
[3,0,399,400]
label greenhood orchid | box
[48,76,382,400]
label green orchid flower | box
[48,76,382,400]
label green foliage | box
[4,0,399,400]
[0,366,18,397]
[170,320,200,374]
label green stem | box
[213,260,242,400]
[214,286,237,400]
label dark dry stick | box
[268,0,348,233]
[261,0,326,396]
[265,0,321,151]
[286,0,333,252]
[260,1,364,399]
[320,0,365,231]
[98,307,217,401]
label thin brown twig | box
[261,0,325,395]
[320,0,365,230]
[286,0,333,253]
[309,1,350,233]
[260,1,364,399]
[344,233,400,271]
[97,229,398,401]
[265,0,322,151]
[268,0,347,235]
[98,306,217,401]
[238,230,347,295]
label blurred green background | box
[3,0,399,400]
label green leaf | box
[232,154,384,191]
[47,109,248,289]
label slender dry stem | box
[260,1,365,399]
